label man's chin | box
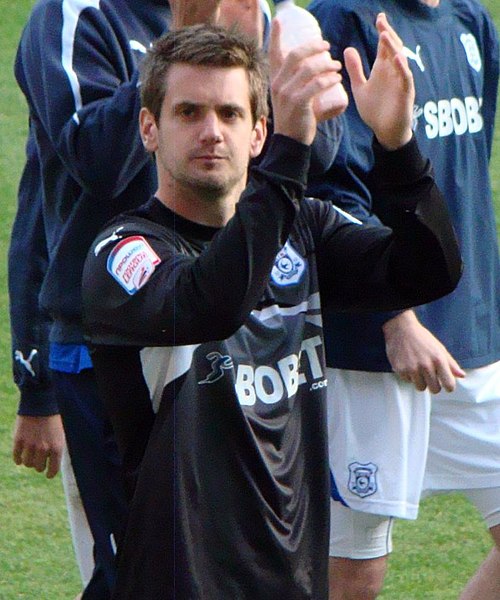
[190,178,229,200]
[174,169,242,200]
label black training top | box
[82,135,461,599]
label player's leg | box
[61,444,94,586]
[459,488,500,600]
[54,369,129,599]
[328,501,392,600]
[424,361,500,599]
[326,369,430,599]
[329,557,388,600]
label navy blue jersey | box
[308,0,500,370]
[82,135,460,598]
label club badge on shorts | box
[348,462,378,498]
[107,235,161,295]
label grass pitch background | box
[0,0,498,598]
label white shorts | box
[330,487,500,558]
[327,368,431,520]
[424,361,500,491]
[328,362,500,557]
[329,499,394,559]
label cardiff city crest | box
[460,33,482,73]
[348,462,378,498]
[271,242,305,286]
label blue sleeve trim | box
[49,343,93,373]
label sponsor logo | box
[348,462,378,498]
[460,33,482,72]
[107,236,161,295]
[14,349,38,377]
[271,242,305,286]
[403,44,425,72]
[412,96,483,139]
[235,335,325,406]
[199,352,234,384]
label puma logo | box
[403,45,425,72]
[129,40,147,54]
[94,226,124,256]
[14,349,38,377]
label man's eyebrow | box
[218,103,246,115]
[173,101,199,110]
[172,101,246,113]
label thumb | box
[451,362,466,379]
[269,18,285,79]
[46,453,61,479]
[343,46,366,91]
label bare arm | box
[219,0,265,46]
[169,0,222,28]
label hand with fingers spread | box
[383,311,466,394]
[269,19,344,145]
[345,12,414,150]
[13,414,65,479]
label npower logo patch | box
[107,236,161,295]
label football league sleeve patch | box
[106,236,162,295]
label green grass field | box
[0,1,498,598]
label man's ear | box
[139,107,159,153]
[249,116,267,159]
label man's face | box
[142,64,265,201]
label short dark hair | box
[140,24,269,125]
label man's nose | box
[199,112,223,144]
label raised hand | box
[345,13,414,150]
[269,19,344,145]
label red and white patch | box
[107,236,161,295]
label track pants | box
[54,369,128,599]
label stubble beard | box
[182,174,231,203]
[170,163,246,204]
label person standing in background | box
[9,1,272,597]
[307,1,500,598]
